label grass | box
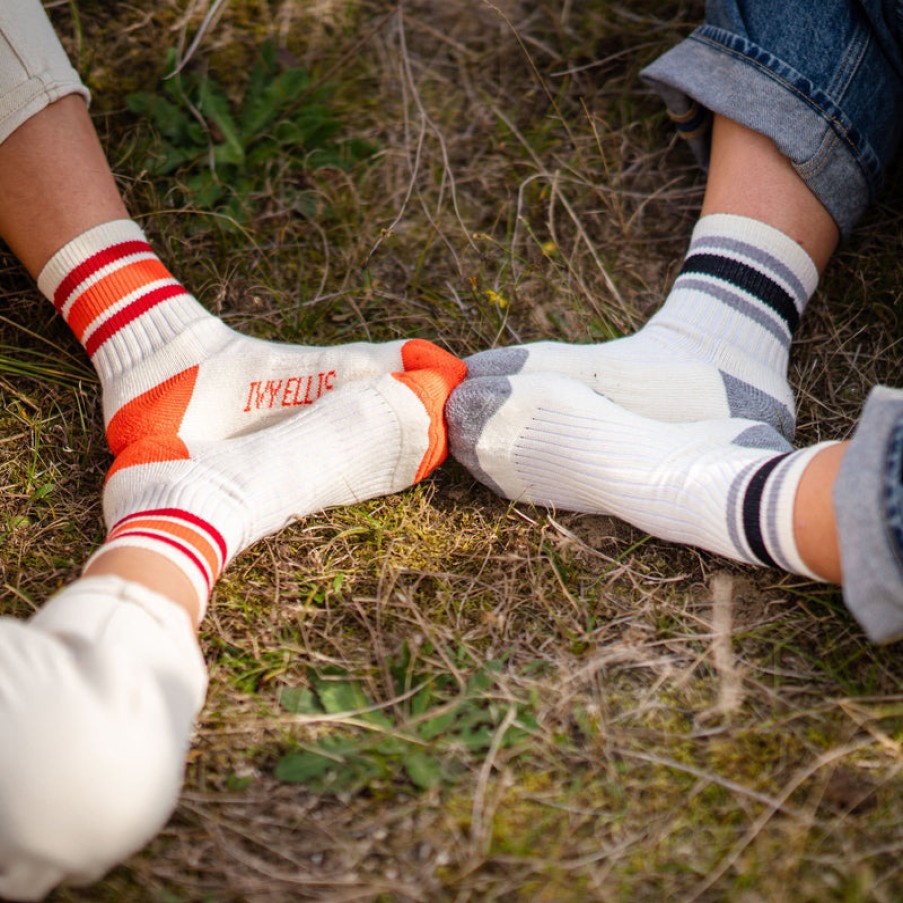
[1,0,902,901]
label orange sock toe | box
[401,338,468,382]
[393,347,467,481]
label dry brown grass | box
[2,1,903,901]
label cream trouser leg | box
[0,0,89,145]
[0,577,207,902]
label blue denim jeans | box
[641,0,903,240]
[834,386,903,643]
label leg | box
[0,3,461,450]
[462,0,903,440]
[10,97,458,447]
[448,377,903,641]
[0,3,466,895]
[448,374,903,642]
[0,577,205,902]
[0,94,127,275]
[793,442,844,585]
[0,356,464,899]
[446,0,903,640]
[448,373,829,580]
[463,116,829,440]
[701,115,838,271]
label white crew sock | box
[88,363,464,619]
[465,214,818,440]
[37,219,456,450]
[448,373,831,577]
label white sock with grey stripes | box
[447,373,834,578]
[464,214,817,441]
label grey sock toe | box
[464,347,529,378]
[446,377,513,496]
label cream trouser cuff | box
[0,576,207,901]
[0,0,89,146]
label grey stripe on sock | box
[690,235,808,309]
[676,277,792,346]
[763,454,796,574]
[726,459,762,565]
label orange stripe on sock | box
[105,434,190,481]
[106,365,199,455]
[114,507,228,561]
[65,257,174,343]
[108,517,221,579]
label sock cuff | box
[731,444,828,581]
[690,213,819,303]
[37,218,209,376]
[37,219,148,299]
[765,443,834,581]
[86,504,232,621]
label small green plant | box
[275,650,537,794]
[127,41,375,223]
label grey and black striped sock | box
[447,372,830,578]
[464,214,818,441]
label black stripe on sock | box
[741,453,791,569]
[680,253,800,335]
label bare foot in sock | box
[38,220,462,454]
[465,215,817,441]
[447,372,829,578]
[92,352,467,615]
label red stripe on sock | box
[84,282,187,357]
[111,507,228,563]
[53,240,153,312]
[109,528,214,592]
[108,516,222,580]
[66,258,174,342]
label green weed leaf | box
[403,751,443,790]
[278,686,321,715]
[275,660,534,797]
[126,40,375,225]
[275,750,335,783]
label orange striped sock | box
[89,360,466,618]
[37,220,465,458]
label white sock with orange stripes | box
[38,219,456,455]
[88,359,465,619]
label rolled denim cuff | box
[834,386,903,643]
[640,27,876,241]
